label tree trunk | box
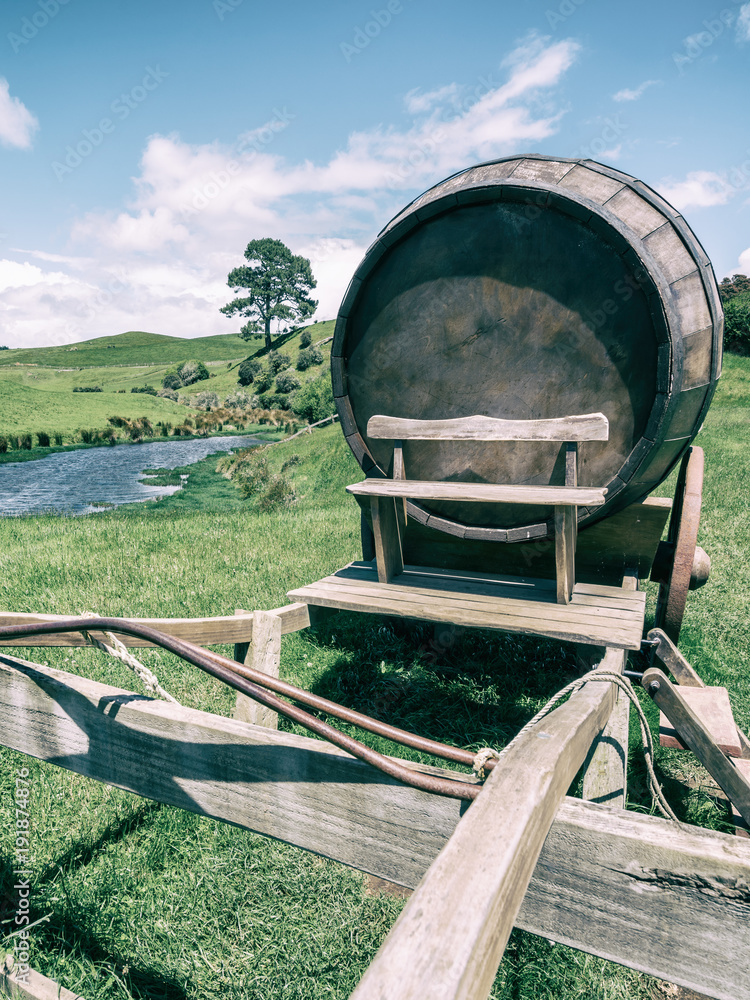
[264,299,272,351]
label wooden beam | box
[643,667,750,828]
[0,603,312,648]
[366,413,610,442]
[554,504,576,604]
[1,655,749,1000]
[0,962,83,1000]
[233,611,281,729]
[348,480,607,506]
[371,496,403,583]
[349,649,619,1000]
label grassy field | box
[0,331,253,368]
[0,355,747,999]
[0,322,334,441]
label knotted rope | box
[79,616,179,704]
[472,669,677,821]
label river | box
[0,435,259,515]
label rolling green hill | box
[0,330,252,368]
[0,321,335,440]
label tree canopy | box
[220,238,317,350]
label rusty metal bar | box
[0,617,481,800]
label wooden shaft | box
[643,667,750,827]
[350,651,619,1000]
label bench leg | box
[371,496,404,584]
[555,504,576,604]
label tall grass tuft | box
[36,431,51,447]
[0,436,7,453]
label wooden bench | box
[346,412,609,605]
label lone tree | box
[220,238,317,351]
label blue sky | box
[0,0,749,347]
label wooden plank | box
[554,504,576,604]
[0,962,83,1000]
[350,650,619,1000]
[581,573,635,807]
[290,568,646,626]
[732,759,750,838]
[643,667,750,828]
[650,627,750,760]
[366,412,609,442]
[659,686,742,757]
[581,685,629,807]
[348,480,607,506]
[0,602,311,648]
[288,581,643,649]
[328,563,647,616]
[1,655,750,1000]
[233,611,281,729]
[371,496,403,583]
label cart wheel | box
[650,446,708,645]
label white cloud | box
[659,170,735,210]
[4,35,582,347]
[737,3,750,41]
[0,79,38,149]
[612,79,660,102]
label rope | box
[472,669,677,821]
[78,616,179,704]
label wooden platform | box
[288,562,647,650]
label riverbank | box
[0,425,283,466]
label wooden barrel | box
[332,154,723,543]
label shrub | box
[224,389,253,409]
[299,329,312,348]
[267,351,291,375]
[162,370,183,390]
[78,429,95,443]
[281,454,301,471]
[296,346,323,371]
[178,359,210,385]
[257,474,296,512]
[237,357,262,386]
[73,385,102,392]
[0,437,7,453]
[192,390,219,410]
[107,415,129,428]
[290,373,335,423]
[256,391,289,411]
[36,431,51,447]
[131,385,157,395]
[233,448,272,499]
[252,367,274,393]
[117,389,126,393]
[53,433,63,446]
[156,422,172,436]
[724,290,750,355]
[275,369,301,393]
[157,387,179,401]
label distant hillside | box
[0,330,252,368]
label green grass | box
[0,321,335,440]
[0,330,253,368]
[1,356,748,999]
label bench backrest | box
[366,413,609,443]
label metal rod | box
[0,618,481,801]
